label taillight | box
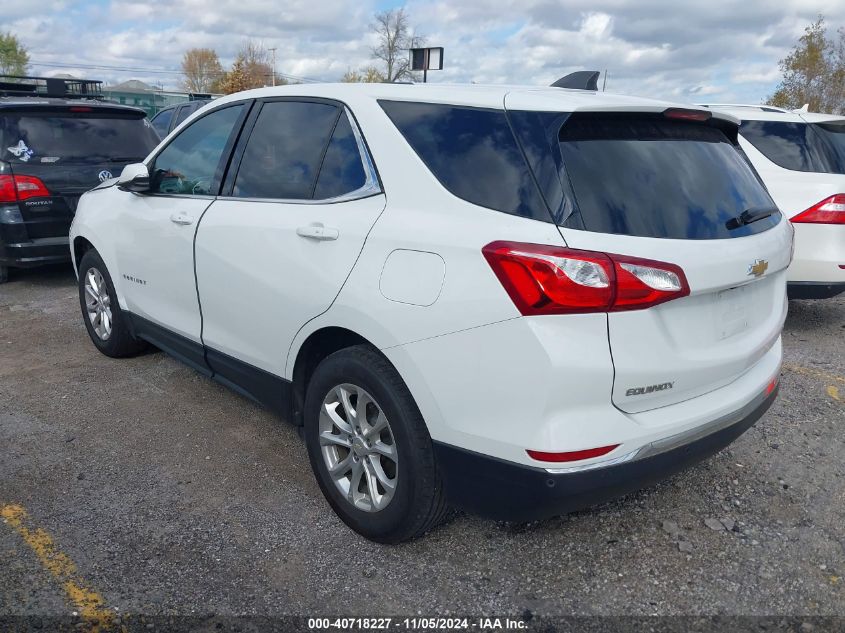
[482,241,690,315]
[0,175,50,203]
[791,194,845,224]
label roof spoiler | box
[551,71,600,91]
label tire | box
[77,249,147,358]
[0,265,8,284]
[304,345,448,543]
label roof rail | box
[698,103,790,114]
[551,71,600,91]
[0,75,104,100]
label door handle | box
[296,223,339,241]
[170,212,194,226]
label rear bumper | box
[0,237,71,268]
[787,281,845,300]
[434,385,777,522]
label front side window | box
[232,101,339,200]
[149,104,243,196]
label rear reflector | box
[664,108,711,122]
[0,175,50,203]
[483,241,690,315]
[527,444,620,463]
[765,376,779,396]
[791,194,845,224]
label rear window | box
[555,115,780,239]
[379,101,549,222]
[739,120,845,173]
[1,111,160,165]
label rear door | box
[0,106,159,239]
[505,99,792,413]
[195,98,385,381]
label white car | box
[70,84,789,543]
[702,104,845,299]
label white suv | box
[70,84,790,543]
[702,104,845,299]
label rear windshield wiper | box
[726,207,778,230]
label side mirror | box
[117,163,151,193]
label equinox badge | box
[748,259,769,277]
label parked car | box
[70,83,790,543]
[149,99,212,138]
[701,104,845,299]
[0,76,160,282]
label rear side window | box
[555,116,779,239]
[150,108,173,137]
[809,122,845,173]
[173,105,193,128]
[233,101,339,200]
[379,101,549,221]
[313,111,367,199]
[1,112,159,164]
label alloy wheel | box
[319,383,398,512]
[84,267,113,340]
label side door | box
[194,98,385,386]
[112,102,249,368]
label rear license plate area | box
[718,285,750,340]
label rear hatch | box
[1,105,159,239]
[505,97,791,413]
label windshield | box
[1,112,159,165]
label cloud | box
[6,0,845,105]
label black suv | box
[149,98,212,137]
[0,76,160,282]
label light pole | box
[269,47,277,86]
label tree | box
[769,17,845,114]
[217,57,250,95]
[341,66,385,83]
[371,8,423,82]
[0,32,29,76]
[180,48,223,93]
[216,41,289,95]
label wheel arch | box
[290,326,376,427]
[72,236,95,273]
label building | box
[102,79,217,117]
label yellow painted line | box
[828,386,842,402]
[1,504,118,632]
[783,364,845,385]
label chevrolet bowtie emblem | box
[748,259,769,277]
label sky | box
[6,0,845,104]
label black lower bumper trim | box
[787,281,845,300]
[434,386,778,522]
[0,240,71,268]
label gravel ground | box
[1,264,843,624]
